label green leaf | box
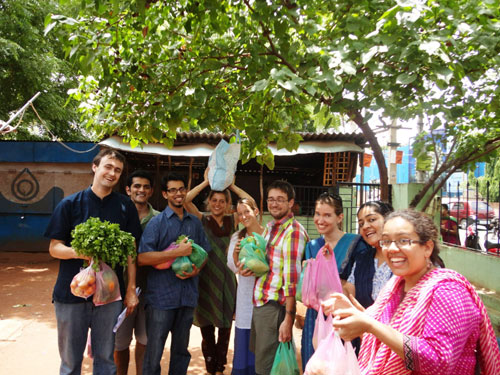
[396,73,416,85]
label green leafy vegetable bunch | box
[71,217,136,270]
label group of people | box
[45,148,500,375]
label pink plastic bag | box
[312,305,333,350]
[304,330,361,375]
[153,242,179,270]
[302,245,343,311]
[93,262,121,306]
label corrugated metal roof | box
[174,131,367,146]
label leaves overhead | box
[0,0,90,141]
[47,0,500,196]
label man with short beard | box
[249,180,308,375]
[137,173,210,375]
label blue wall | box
[0,141,98,163]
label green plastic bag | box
[171,256,193,276]
[270,342,300,375]
[189,243,208,269]
[239,233,269,277]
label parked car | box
[448,200,496,229]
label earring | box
[426,257,432,270]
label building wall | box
[0,142,98,252]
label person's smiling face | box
[208,192,228,217]
[92,155,123,191]
[381,216,433,288]
[126,177,153,205]
[314,201,342,235]
[267,188,293,221]
[357,206,385,248]
[237,202,259,229]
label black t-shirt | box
[44,187,142,303]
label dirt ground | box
[0,252,304,375]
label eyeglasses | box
[267,197,289,204]
[166,187,186,194]
[379,239,423,249]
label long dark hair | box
[358,200,394,217]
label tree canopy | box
[0,0,88,141]
[48,0,500,202]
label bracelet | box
[286,310,296,316]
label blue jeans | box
[143,305,194,375]
[54,300,122,375]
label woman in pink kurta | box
[323,209,500,375]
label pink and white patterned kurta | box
[358,268,500,375]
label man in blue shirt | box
[45,148,142,375]
[138,172,210,375]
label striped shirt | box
[253,213,308,306]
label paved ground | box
[0,252,304,375]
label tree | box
[0,0,89,141]
[48,0,500,202]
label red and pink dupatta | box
[358,268,500,375]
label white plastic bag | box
[208,139,240,191]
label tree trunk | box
[348,109,389,201]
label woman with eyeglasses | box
[323,209,500,375]
[226,198,264,375]
[184,168,253,375]
[344,201,394,309]
[300,192,370,369]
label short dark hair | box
[127,170,154,188]
[442,203,449,211]
[267,180,295,201]
[92,148,126,167]
[160,172,186,192]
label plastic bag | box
[154,242,179,270]
[296,261,307,302]
[70,262,97,299]
[207,139,241,191]
[270,341,300,375]
[312,305,333,350]
[304,331,361,375]
[301,245,342,311]
[239,233,269,276]
[93,262,121,306]
[171,256,193,276]
[190,243,208,269]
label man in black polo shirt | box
[45,149,142,375]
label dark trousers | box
[200,325,232,374]
[142,305,194,375]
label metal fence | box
[293,182,386,236]
[442,179,500,255]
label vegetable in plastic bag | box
[239,232,269,277]
[304,330,360,375]
[171,256,193,275]
[70,262,97,299]
[190,243,208,269]
[93,261,122,306]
